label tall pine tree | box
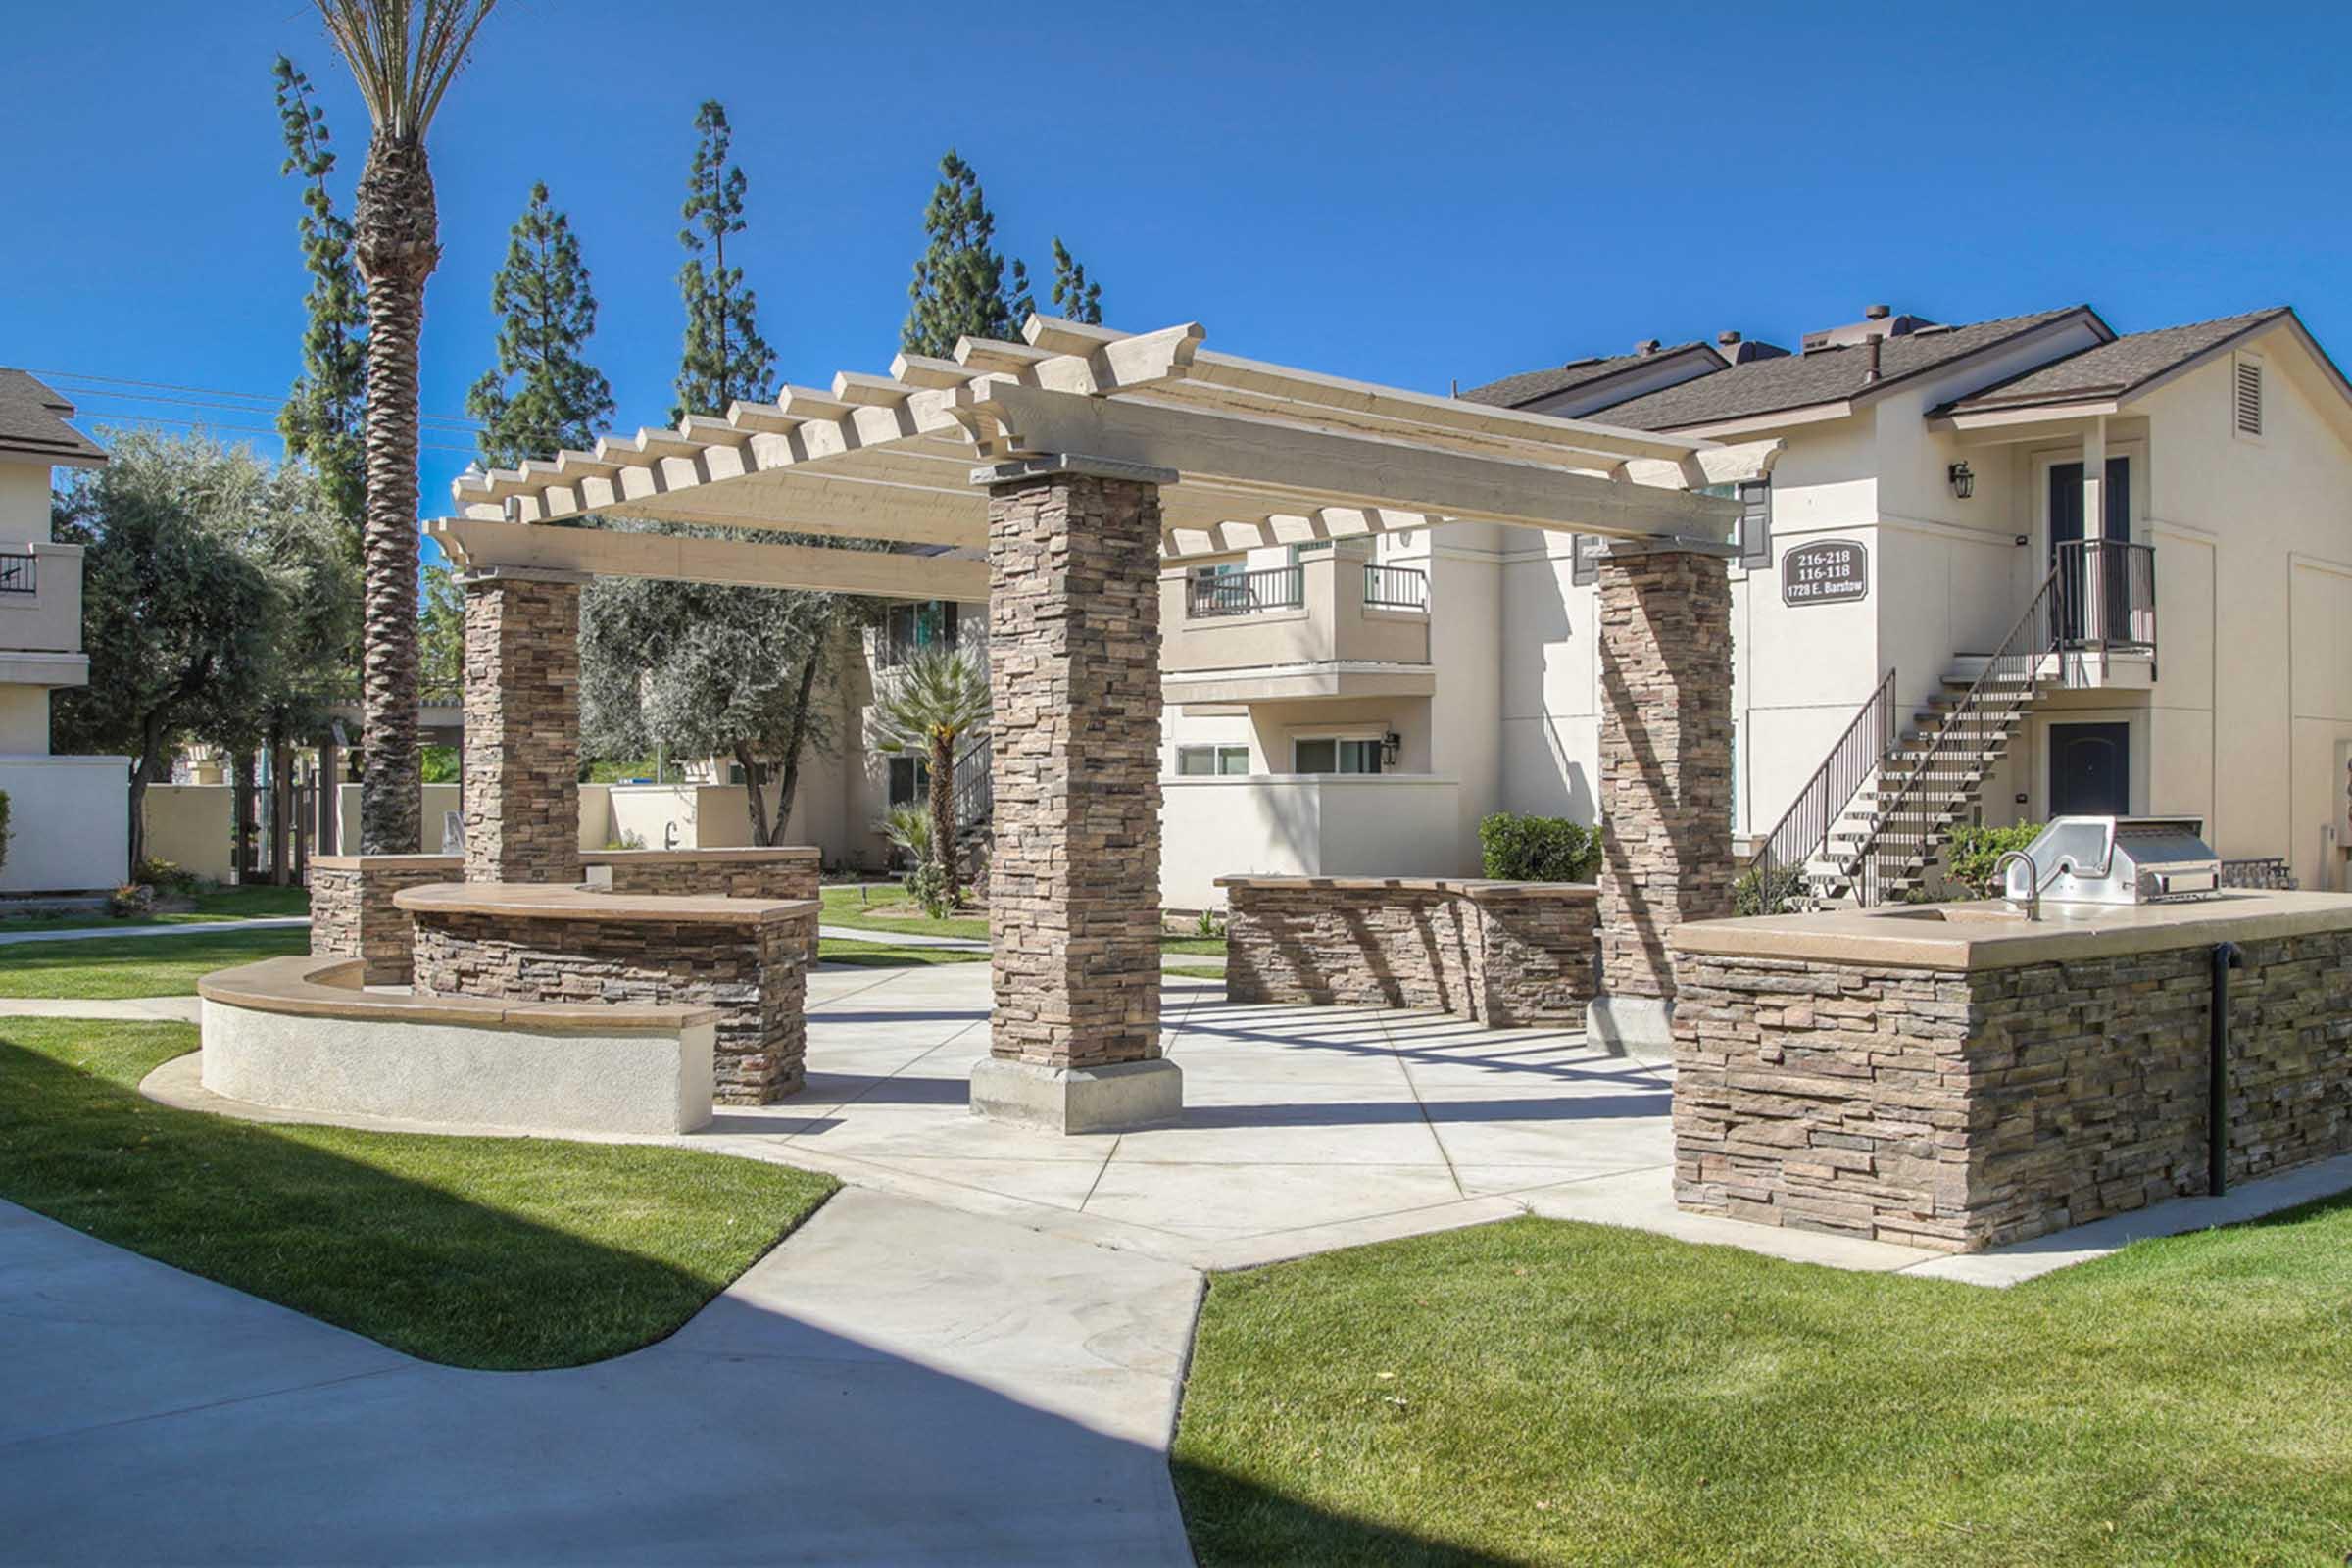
[674,101,776,419]
[1049,236,1102,324]
[901,151,1033,358]
[271,56,368,550]
[466,181,613,468]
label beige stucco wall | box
[0,755,128,893]
[1159,774,1468,908]
[0,686,46,754]
[335,783,464,855]
[142,784,237,881]
[0,460,49,539]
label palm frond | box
[313,0,497,139]
[869,645,991,754]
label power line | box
[61,405,483,458]
[31,368,486,433]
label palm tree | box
[312,0,498,854]
[870,646,991,906]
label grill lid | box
[2003,815,2223,905]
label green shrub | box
[1945,822,2042,901]
[1734,862,1810,916]
[108,882,156,919]
[1477,812,1600,883]
[134,857,200,896]
[906,859,953,919]
[883,803,932,866]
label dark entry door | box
[2049,722,2131,817]
[2049,459,2132,643]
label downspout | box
[2209,941,2245,1195]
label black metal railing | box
[1743,667,1898,913]
[1361,564,1428,610]
[952,734,992,829]
[1851,561,2068,906]
[0,552,34,595]
[2054,538,2156,654]
[1187,566,1303,618]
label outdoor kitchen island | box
[1669,890,2352,1252]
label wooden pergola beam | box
[426,517,987,600]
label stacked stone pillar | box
[969,459,1183,1133]
[1588,544,1735,1053]
[460,568,585,886]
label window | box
[1176,744,1250,776]
[2232,354,2264,437]
[887,756,930,808]
[880,601,957,666]
[1293,737,1384,774]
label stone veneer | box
[984,467,1164,1072]
[411,902,815,1104]
[1594,548,1734,1004]
[308,855,464,986]
[1673,932,2352,1251]
[463,569,584,885]
[1220,877,1598,1028]
[581,848,822,958]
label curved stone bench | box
[397,882,818,1105]
[1216,875,1599,1028]
[198,955,716,1135]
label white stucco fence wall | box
[199,998,714,1137]
[1159,774,1468,908]
[0,755,128,893]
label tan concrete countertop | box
[1214,875,1596,902]
[394,882,818,927]
[198,955,720,1031]
[1671,891,2352,971]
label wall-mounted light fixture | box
[1947,461,1975,500]
[1382,732,1403,767]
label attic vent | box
[2232,356,2264,437]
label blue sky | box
[6,0,2349,529]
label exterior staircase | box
[1751,561,2070,912]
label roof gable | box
[1585,308,2102,431]
[1933,308,2296,416]
[0,369,108,466]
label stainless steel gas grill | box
[2001,815,2224,906]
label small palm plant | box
[870,646,990,908]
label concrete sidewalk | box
[0,1186,1200,1565]
[0,916,312,947]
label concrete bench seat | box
[197,955,717,1135]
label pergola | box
[429,317,1781,1130]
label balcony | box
[2051,538,2158,688]
[1162,553,1431,704]
[0,539,88,691]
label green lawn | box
[1174,1208,2352,1566]
[819,882,1227,956]
[818,937,988,967]
[0,927,314,1000]
[0,1017,835,1369]
[0,882,311,934]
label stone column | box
[460,567,585,885]
[1588,544,1735,1054]
[969,457,1183,1133]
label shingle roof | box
[1585,308,2099,431]
[0,369,107,465]
[1934,308,2290,415]
[1456,342,1715,409]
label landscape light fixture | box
[1947,461,1975,500]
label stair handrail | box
[951,732,993,829]
[1855,560,2069,906]
[1745,666,1899,912]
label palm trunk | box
[929,730,956,906]
[353,133,440,855]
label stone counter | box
[397,882,818,1104]
[581,847,821,957]
[1669,893,2352,1251]
[1218,876,1598,1028]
